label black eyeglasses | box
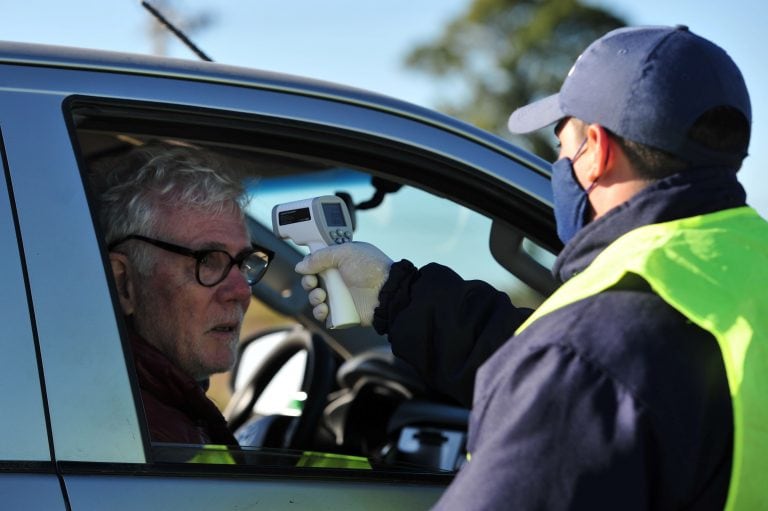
[108,234,274,287]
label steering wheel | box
[225,326,336,449]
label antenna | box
[140,0,213,62]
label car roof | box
[0,40,547,173]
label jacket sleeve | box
[372,260,533,407]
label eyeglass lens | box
[197,250,270,286]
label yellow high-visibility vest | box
[517,206,768,510]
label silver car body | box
[0,41,555,510]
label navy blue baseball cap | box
[507,25,751,166]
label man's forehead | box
[157,203,248,245]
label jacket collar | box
[553,167,747,283]
[130,328,213,416]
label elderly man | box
[100,146,273,446]
[296,26,768,509]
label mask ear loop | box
[572,137,589,163]
[571,137,596,194]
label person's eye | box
[198,251,218,268]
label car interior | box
[68,97,559,476]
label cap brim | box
[507,93,565,134]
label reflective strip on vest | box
[187,447,372,469]
[188,444,237,464]
[296,451,372,470]
[516,207,768,510]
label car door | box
[0,43,556,510]
[0,126,67,510]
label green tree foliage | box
[405,0,626,161]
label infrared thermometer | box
[272,195,361,329]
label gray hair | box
[99,144,247,273]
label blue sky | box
[2,0,765,216]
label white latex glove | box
[294,241,393,326]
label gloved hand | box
[294,241,393,326]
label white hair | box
[99,145,247,273]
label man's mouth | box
[210,322,240,334]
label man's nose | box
[216,264,252,304]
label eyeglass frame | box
[108,234,274,287]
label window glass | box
[247,168,544,307]
[73,103,546,477]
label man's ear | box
[585,124,614,182]
[109,252,136,316]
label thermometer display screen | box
[322,203,346,227]
[278,207,311,225]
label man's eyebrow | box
[195,241,227,251]
[197,241,256,256]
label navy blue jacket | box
[373,168,744,510]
